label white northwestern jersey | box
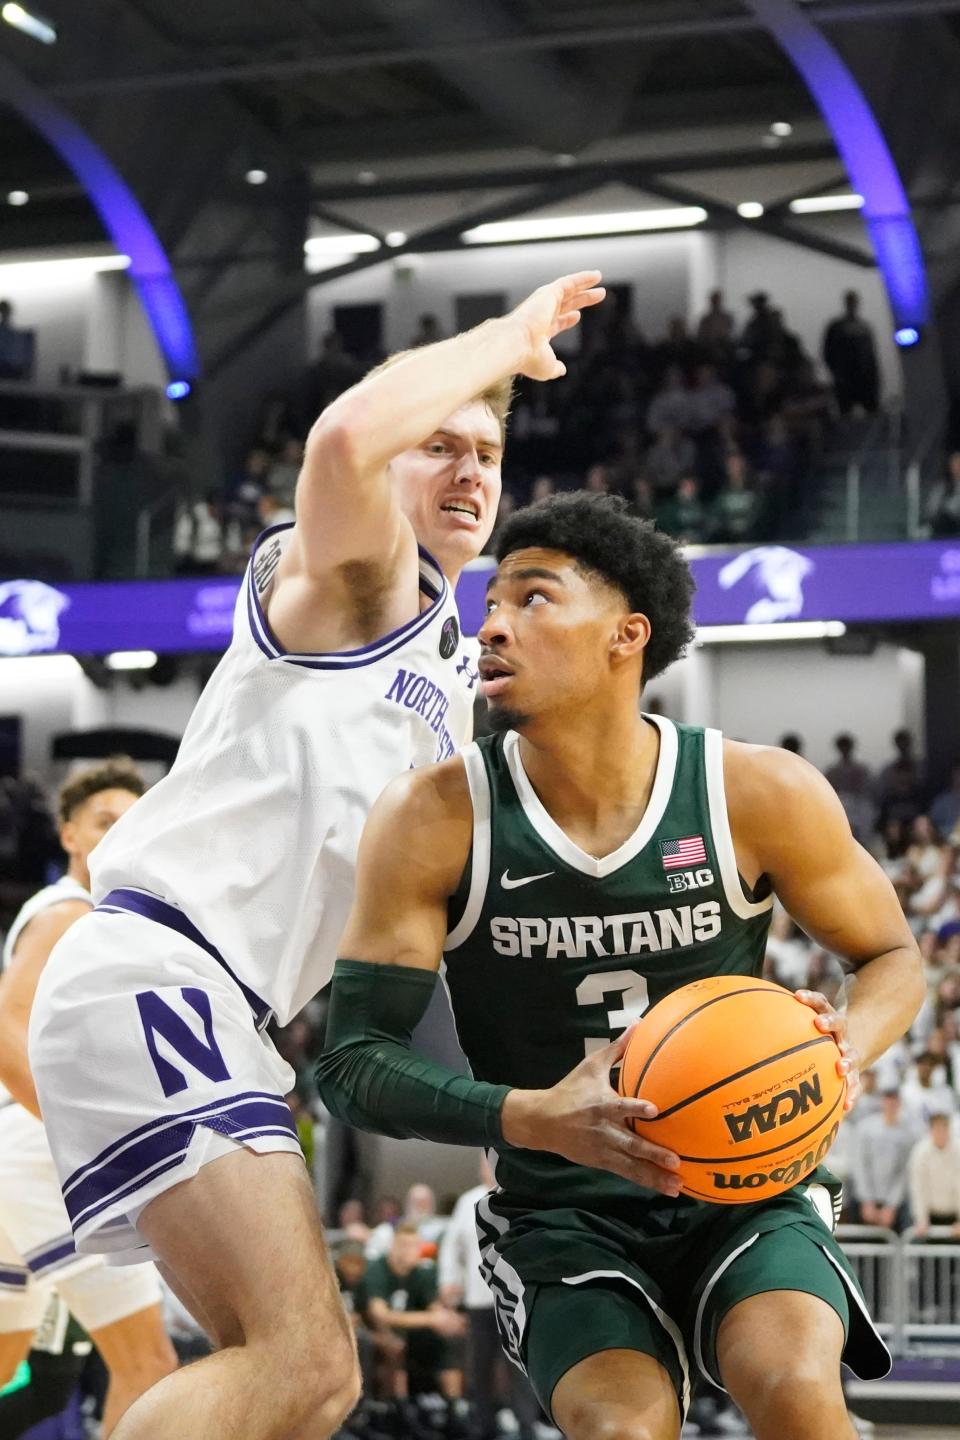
[90,524,479,1025]
[1,876,92,1108]
[2,877,92,973]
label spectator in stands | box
[826,733,875,841]
[641,425,696,499]
[696,288,734,357]
[875,729,925,827]
[709,450,761,543]
[257,492,295,529]
[367,1182,446,1259]
[174,490,235,575]
[902,1052,958,1126]
[439,1156,539,1440]
[266,436,303,507]
[908,1113,960,1237]
[654,315,699,376]
[363,1223,464,1400]
[740,291,780,362]
[646,364,693,435]
[822,291,880,416]
[626,475,655,523]
[925,450,960,537]
[0,298,34,380]
[854,1088,918,1230]
[657,474,707,543]
[930,763,960,842]
[410,314,445,348]
[779,733,804,755]
[764,909,814,990]
[301,331,362,424]
[687,362,736,436]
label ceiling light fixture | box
[771,121,793,137]
[790,193,864,214]
[385,231,407,247]
[737,202,765,220]
[6,190,29,206]
[245,168,268,186]
[105,651,158,671]
[0,253,130,275]
[303,234,381,255]
[1,3,56,44]
[696,621,846,644]
[462,208,708,244]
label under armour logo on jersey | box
[439,616,460,659]
[501,869,554,889]
[456,654,479,688]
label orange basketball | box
[618,975,845,1204]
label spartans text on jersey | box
[490,902,722,959]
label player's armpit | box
[337,758,474,971]
[0,899,90,1116]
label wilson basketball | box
[618,975,845,1204]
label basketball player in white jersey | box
[0,760,177,1435]
[28,270,606,1440]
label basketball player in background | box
[29,272,605,1440]
[315,492,924,1440]
[0,760,176,1434]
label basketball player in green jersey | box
[315,492,924,1440]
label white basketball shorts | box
[0,1102,162,1334]
[29,889,301,1266]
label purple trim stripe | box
[245,528,449,670]
[97,889,272,1029]
[0,1266,28,1290]
[27,1239,77,1277]
[65,1095,298,1232]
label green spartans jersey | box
[442,715,777,1216]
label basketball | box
[619,975,846,1204]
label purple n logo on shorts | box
[136,988,231,1099]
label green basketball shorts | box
[477,1184,890,1423]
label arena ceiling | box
[1,2,959,285]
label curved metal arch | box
[745,0,929,331]
[0,54,199,382]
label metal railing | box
[837,1224,960,1355]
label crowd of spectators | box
[171,289,890,576]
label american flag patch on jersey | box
[660,835,707,870]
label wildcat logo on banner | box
[0,580,70,655]
[717,546,815,623]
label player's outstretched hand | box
[500,1028,681,1196]
[510,271,606,382]
[795,988,861,1112]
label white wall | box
[645,639,925,771]
[0,253,166,389]
[307,231,709,356]
[1,657,200,781]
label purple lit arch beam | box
[0,55,199,381]
[745,0,929,331]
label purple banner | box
[1,541,959,659]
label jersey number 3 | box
[575,970,649,1057]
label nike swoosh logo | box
[501,869,555,890]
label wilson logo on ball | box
[723,1075,824,1144]
[708,1123,841,1192]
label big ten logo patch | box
[439,615,460,659]
[253,537,282,594]
[666,867,714,895]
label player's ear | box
[611,611,650,662]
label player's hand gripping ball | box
[617,975,846,1203]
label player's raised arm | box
[726,742,924,1103]
[315,758,682,1195]
[287,272,605,578]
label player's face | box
[389,401,503,575]
[478,548,628,729]
[60,787,138,872]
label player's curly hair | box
[58,756,145,825]
[492,492,696,682]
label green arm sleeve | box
[314,959,512,1147]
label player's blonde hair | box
[363,348,513,446]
